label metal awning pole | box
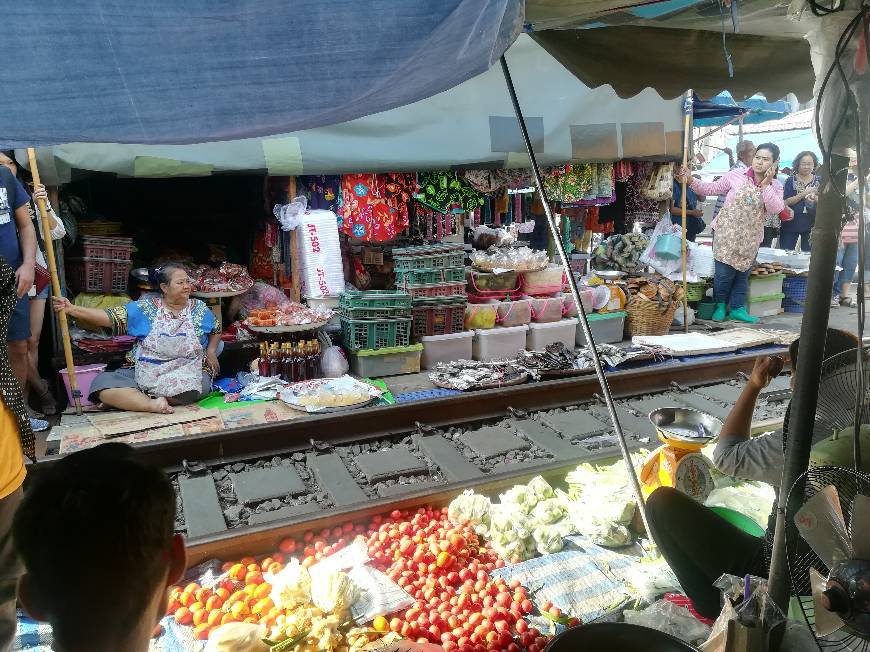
[499,55,652,538]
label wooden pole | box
[681,93,693,333]
[288,177,301,302]
[26,148,82,414]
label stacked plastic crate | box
[393,244,467,341]
[338,290,421,377]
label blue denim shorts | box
[7,295,30,342]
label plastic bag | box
[640,217,683,277]
[447,490,492,535]
[267,558,312,610]
[320,346,349,378]
[623,599,711,645]
[204,622,269,651]
[672,305,695,328]
[238,281,294,319]
[273,195,308,231]
[472,225,515,250]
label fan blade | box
[851,494,870,559]
[810,567,845,637]
[794,485,852,569]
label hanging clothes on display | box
[625,162,662,230]
[298,175,340,212]
[338,173,416,241]
[417,171,485,215]
[462,169,502,194]
[543,163,593,203]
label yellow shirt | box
[0,402,25,499]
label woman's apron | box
[712,180,765,272]
[135,300,203,397]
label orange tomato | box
[178,591,194,607]
[230,601,250,619]
[253,583,272,600]
[239,556,256,566]
[244,571,264,586]
[174,607,193,625]
[301,556,316,569]
[207,610,223,628]
[228,563,247,582]
[183,582,201,594]
[252,598,274,615]
[215,587,231,601]
[266,562,283,574]
[220,612,237,626]
[243,616,258,624]
[192,610,208,627]
[193,623,211,641]
[278,538,297,553]
[188,601,204,614]
[228,590,248,605]
[205,595,223,611]
[166,599,181,615]
[194,588,211,604]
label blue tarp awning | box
[1,1,522,148]
[693,92,790,127]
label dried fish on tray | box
[516,343,594,380]
[575,343,666,369]
[429,359,529,391]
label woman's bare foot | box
[150,397,174,414]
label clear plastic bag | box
[320,346,349,378]
[470,246,549,272]
[623,599,711,645]
[640,217,683,277]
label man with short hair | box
[0,165,36,393]
[714,140,756,219]
[13,443,187,652]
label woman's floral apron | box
[713,180,765,272]
[135,300,203,397]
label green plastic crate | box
[393,245,465,271]
[341,316,412,351]
[339,290,412,310]
[339,305,412,320]
[396,267,465,287]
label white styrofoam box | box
[305,294,341,328]
[295,210,345,297]
[526,319,579,351]
[420,331,474,369]
[747,273,785,301]
[472,325,528,361]
[576,311,626,346]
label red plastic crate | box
[411,302,466,338]
[404,282,466,301]
[79,236,134,262]
[69,257,132,294]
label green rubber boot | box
[729,306,759,323]
[712,303,727,322]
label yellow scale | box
[639,407,723,502]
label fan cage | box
[785,466,870,651]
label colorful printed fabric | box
[543,164,593,203]
[417,171,484,215]
[299,175,340,212]
[338,173,416,241]
[625,162,662,227]
[462,169,502,194]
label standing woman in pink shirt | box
[677,143,790,323]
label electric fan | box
[783,349,870,651]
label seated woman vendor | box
[645,328,859,619]
[51,263,220,414]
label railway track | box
[29,350,792,565]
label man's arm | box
[719,356,784,445]
[13,204,35,298]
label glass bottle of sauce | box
[258,342,270,377]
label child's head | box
[14,443,186,650]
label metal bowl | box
[648,407,723,443]
[594,270,627,281]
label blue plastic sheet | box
[2,0,522,147]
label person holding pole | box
[0,166,37,408]
[676,143,789,323]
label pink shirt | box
[690,168,786,244]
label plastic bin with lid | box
[527,318,579,351]
[491,299,532,327]
[561,290,593,318]
[520,266,565,295]
[526,296,564,323]
[349,344,423,377]
[466,269,521,294]
[472,325,528,361]
[747,273,784,301]
[575,310,627,346]
[748,293,784,317]
[420,331,473,369]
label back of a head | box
[13,443,176,649]
[789,327,860,369]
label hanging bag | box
[642,163,675,201]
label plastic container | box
[748,292,785,317]
[684,282,708,302]
[59,363,106,406]
[420,331,473,369]
[68,258,132,294]
[492,299,532,327]
[709,506,766,537]
[747,273,785,300]
[464,304,498,330]
[472,325,528,361]
[393,244,465,270]
[305,294,341,328]
[349,344,423,378]
[78,236,134,261]
[655,233,682,260]
[520,266,565,295]
[340,317,412,351]
[411,301,466,338]
[576,311,627,346]
[561,290,593,318]
[404,282,466,302]
[466,269,520,293]
[339,290,412,310]
[527,318,579,351]
[782,276,808,313]
[526,296,565,323]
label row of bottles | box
[257,340,321,382]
